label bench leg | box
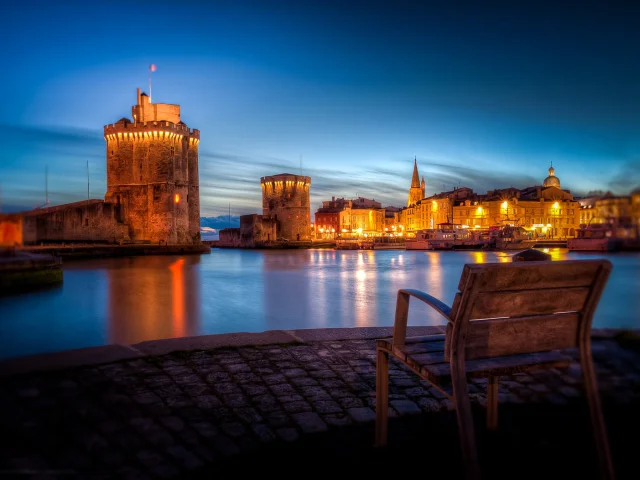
[487,375,498,431]
[581,345,615,480]
[375,348,389,447]
[452,365,480,480]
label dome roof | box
[542,164,561,188]
[631,186,640,195]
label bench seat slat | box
[378,338,572,386]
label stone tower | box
[408,157,425,206]
[261,173,311,241]
[104,89,201,244]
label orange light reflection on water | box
[169,258,186,337]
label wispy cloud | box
[2,123,634,218]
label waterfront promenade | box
[1,326,639,479]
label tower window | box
[170,146,175,156]
[139,162,142,169]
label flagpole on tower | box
[149,64,157,102]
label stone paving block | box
[323,412,353,427]
[192,394,223,409]
[268,382,296,396]
[253,394,281,413]
[131,391,161,405]
[234,407,263,424]
[262,374,287,385]
[265,411,290,428]
[213,382,242,395]
[181,383,213,397]
[232,372,261,384]
[153,384,183,398]
[347,407,376,423]
[241,383,269,396]
[165,396,193,408]
[291,412,329,433]
[290,376,318,387]
[338,397,364,409]
[251,423,276,443]
[282,400,313,413]
[417,396,444,412]
[282,368,307,378]
[310,400,343,414]
[318,379,346,389]
[277,394,305,403]
[224,363,252,374]
[173,374,201,385]
[222,393,249,408]
[390,399,421,416]
[205,372,232,384]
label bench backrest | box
[444,259,612,361]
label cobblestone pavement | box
[1,336,639,479]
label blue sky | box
[1,0,639,216]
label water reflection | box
[107,256,201,345]
[0,248,638,360]
[263,251,312,331]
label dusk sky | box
[1,0,639,217]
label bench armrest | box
[392,289,452,346]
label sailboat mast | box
[45,165,49,207]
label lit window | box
[174,194,180,204]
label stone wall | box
[21,200,129,245]
[260,174,311,241]
[240,214,277,246]
[219,228,241,247]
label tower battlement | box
[104,121,200,142]
[261,173,311,241]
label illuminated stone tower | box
[261,173,311,241]
[408,157,425,206]
[104,89,201,244]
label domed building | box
[542,163,561,189]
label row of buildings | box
[313,160,640,240]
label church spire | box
[411,156,420,188]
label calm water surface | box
[1,248,639,360]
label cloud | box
[4,122,624,220]
[607,160,640,194]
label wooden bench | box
[375,259,614,480]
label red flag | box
[149,64,157,72]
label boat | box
[567,222,640,252]
[335,238,374,250]
[485,225,537,250]
[335,239,360,250]
[372,236,406,250]
[405,223,484,250]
